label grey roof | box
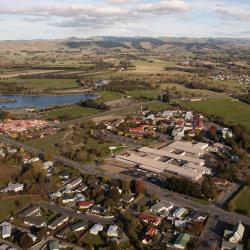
[222,240,243,250]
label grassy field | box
[0,78,78,90]
[96,91,123,103]
[143,101,172,111]
[178,97,250,130]
[127,89,161,99]
[161,83,225,98]
[130,59,176,73]
[228,185,250,215]
[27,130,67,154]
[0,163,21,186]
[0,196,42,220]
[44,106,100,120]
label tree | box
[134,179,146,194]
[186,238,200,250]
[19,233,34,249]
[201,176,217,200]
[121,178,131,194]
[109,188,121,202]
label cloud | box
[0,0,191,30]
[214,3,250,22]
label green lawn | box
[0,196,41,220]
[82,232,105,247]
[143,101,172,111]
[228,185,250,215]
[44,106,100,120]
[0,78,78,90]
[96,91,123,103]
[127,90,161,99]
[178,97,250,131]
[27,130,67,154]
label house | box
[24,217,46,228]
[70,221,88,232]
[65,177,82,190]
[150,200,173,214]
[90,205,106,215]
[162,110,173,118]
[62,195,75,204]
[139,213,162,226]
[121,194,135,204]
[173,233,191,249]
[107,225,119,237]
[27,233,37,242]
[0,222,11,239]
[90,224,104,235]
[173,208,188,219]
[222,128,233,139]
[28,157,40,163]
[223,222,245,243]
[0,183,24,193]
[146,227,157,237]
[185,112,193,121]
[43,161,53,169]
[49,191,62,200]
[189,212,207,222]
[58,171,70,180]
[77,201,94,209]
[48,214,69,230]
[129,125,146,134]
[18,205,41,218]
[75,184,87,192]
[174,220,187,228]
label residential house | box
[19,205,41,218]
[43,161,53,169]
[221,241,243,250]
[66,177,82,190]
[90,224,104,235]
[121,194,135,204]
[0,183,24,193]
[173,208,188,219]
[107,225,119,237]
[173,233,191,249]
[139,213,162,226]
[48,240,60,250]
[223,222,245,243]
[150,200,173,214]
[24,217,46,228]
[90,205,106,215]
[0,222,11,239]
[70,221,88,232]
[48,214,69,230]
[77,201,94,209]
[189,212,208,223]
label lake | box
[0,94,97,109]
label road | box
[39,201,114,225]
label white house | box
[173,208,188,219]
[0,183,24,193]
[0,222,11,239]
[150,200,173,214]
[43,161,53,169]
[90,224,104,235]
[107,225,119,237]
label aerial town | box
[0,0,250,249]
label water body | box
[0,94,97,109]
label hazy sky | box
[0,0,250,40]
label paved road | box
[39,201,114,225]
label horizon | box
[0,0,250,40]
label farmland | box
[178,97,250,130]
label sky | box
[0,0,250,40]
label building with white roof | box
[90,224,104,235]
[0,222,11,239]
[66,177,82,190]
[43,161,53,169]
[150,200,174,214]
[173,208,188,219]
[107,225,119,237]
[0,183,24,193]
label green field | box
[0,196,41,220]
[161,83,224,98]
[44,106,100,120]
[27,130,67,154]
[178,98,250,130]
[0,78,78,90]
[96,91,123,103]
[127,89,160,99]
[228,185,250,215]
[143,101,172,111]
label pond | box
[0,94,97,109]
